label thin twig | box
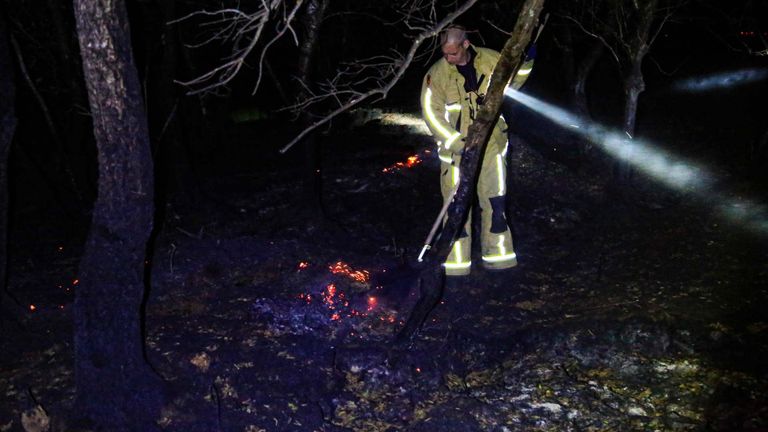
[560,14,621,64]
[252,0,305,94]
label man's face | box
[442,40,470,66]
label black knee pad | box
[489,195,507,233]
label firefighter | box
[420,25,533,276]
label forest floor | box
[2,110,768,432]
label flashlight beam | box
[504,88,768,235]
[672,68,768,93]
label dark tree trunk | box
[166,4,210,190]
[621,65,643,138]
[616,61,643,182]
[398,0,547,342]
[615,0,655,183]
[573,40,603,118]
[297,0,330,217]
[9,33,85,216]
[146,0,197,207]
[554,19,603,156]
[556,19,576,99]
[0,9,17,323]
[46,0,96,202]
[72,0,164,429]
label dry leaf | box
[190,352,211,372]
[21,405,49,432]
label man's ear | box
[462,40,470,49]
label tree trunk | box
[556,20,602,157]
[297,0,330,217]
[556,19,576,99]
[72,0,164,429]
[45,0,97,202]
[572,40,603,118]
[621,66,643,138]
[615,0,655,183]
[149,0,197,207]
[616,69,642,182]
[0,9,17,324]
[398,0,546,342]
[9,33,85,216]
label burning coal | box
[329,261,370,284]
[382,154,423,173]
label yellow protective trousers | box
[421,46,530,275]
[440,146,517,276]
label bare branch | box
[484,18,513,36]
[172,0,303,95]
[252,0,305,94]
[560,13,621,64]
[279,0,480,154]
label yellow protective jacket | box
[420,46,533,160]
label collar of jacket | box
[444,46,493,80]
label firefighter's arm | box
[421,71,463,153]
[510,45,536,90]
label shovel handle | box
[417,187,457,262]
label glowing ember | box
[382,154,423,173]
[323,283,337,307]
[367,296,377,312]
[72,279,80,286]
[329,261,370,284]
[380,314,396,324]
[321,283,349,310]
[292,261,404,327]
[57,246,64,252]
[29,304,36,311]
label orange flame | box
[382,154,423,173]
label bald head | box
[440,26,468,46]
[440,26,471,66]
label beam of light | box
[380,112,431,135]
[504,88,768,235]
[671,68,768,92]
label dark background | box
[2,0,768,429]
